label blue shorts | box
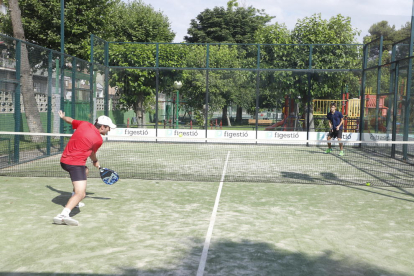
[60,162,88,181]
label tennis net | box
[0,131,413,187]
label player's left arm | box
[58,110,74,124]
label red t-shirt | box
[60,120,103,166]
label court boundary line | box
[197,151,230,276]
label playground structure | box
[264,95,302,131]
[262,82,410,133]
[309,92,390,133]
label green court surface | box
[0,177,413,276]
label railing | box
[313,99,344,116]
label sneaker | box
[339,150,344,156]
[63,216,79,226]
[325,148,332,153]
[75,202,85,208]
[53,214,67,225]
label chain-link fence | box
[0,34,412,145]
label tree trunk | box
[304,103,315,132]
[135,93,146,128]
[9,0,44,135]
[221,105,231,126]
[236,106,243,124]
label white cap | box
[97,116,117,129]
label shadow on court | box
[0,238,411,276]
[46,185,112,215]
[318,171,414,202]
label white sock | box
[61,208,71,217]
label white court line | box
[197,151,230,276]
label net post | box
[403,0,414,159]
[47,50,53,155]
[391,64,399,158]
[71,57,76,128]
[307,45,313,144]
[306,73,311,146]
[60,50,65,146]
[155,68,159,136]
[255,70,260,138]
[155,43,159,135]
[204,44,210,138]
[254,44,261,138]
[375,36,384,133]
[90,34,95,124]
[104,41,109,117]
[359,43,369,145]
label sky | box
[147,0,413,43]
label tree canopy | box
[106,0,179,126]
[0,0,118,60]
[184,0,274,43]
[0,0,175,60]
[111,0,175,43]
[363,20,411,45]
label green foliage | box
[109,43,188,118]
[111,0,175,43]
[254,23,291,45]
[290,14,362,101]
[292,13,360,44]
[363,20,411,46]
[0,0,118,60]
[101,1,177,122]
[363,20,411,65]
[180,45,257,118]
[185,0,274,44]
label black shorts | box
[328,129,342,139]
[60,162,88,182]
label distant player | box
[326,103,344,156]
[53,111,116,226]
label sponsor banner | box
[257,131,307,140]
[107,128,156,138]
[158,128,202,138]
[207,130,256,140]
[362,133,391,141]
[106,129,394,143]
[309,132,360,141]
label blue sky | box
[147,0,413,43]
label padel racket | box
[99,167,119,185]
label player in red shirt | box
[53,110,116,226]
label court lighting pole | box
[173,81,182,129]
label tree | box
[111,0,175,43]
[363,20,411,64]
[8,0,44,135]
[184,0,274,44]
[290,14,361,131]
[253,23,293,122]
[254,22,291,45]
[107,1,177,127]
[184,0,273,124]
[0,0,118,60]
[363,20,412,45]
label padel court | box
[1,173,413,275]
